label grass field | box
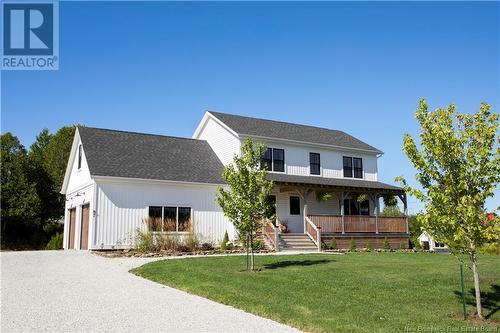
[131,253,499,333]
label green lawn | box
[131,253,499,333]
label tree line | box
[1,126,77,250]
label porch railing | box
[308,214,342,233]
[305,216,321,251]
[307,215,407,234]
[379,217,407,233]
[262,219,280,251]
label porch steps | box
[279,233,318,252]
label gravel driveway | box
[1,251,299,333]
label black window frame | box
[309,152,320,175]
[148,206,192,232]
[261,148,272,171]
[343,156,353,178]
[272,148,285,172]
[343,199,370,216]
[261,147,285,173]
[78,145,82,170]
[353,157,363,179]
[289,196,300,215]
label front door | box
[80,204,90,250]
[68,208,76,249]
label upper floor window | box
[261,148,285,172]
[309,153,320,175]
[343,156,363,179]
[78,145,82,170]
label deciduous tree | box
[397,100,500,319]
[216,138,273,271]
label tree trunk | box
[246,233,249,271]
[250,231,255,271]
[470,251,483,319]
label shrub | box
[135,229,155,252]
[399,241,405,250]
[45,232,64,250]
[329,238,337,250]
[220,230,229,250]
[349,238,356,251]
[176,244,191,252]
[383,237,391,250]
[366,240,373,251]
[478,242,500,255]
[200,242,214,251]
[184,233,199,251]
[252,239,265,251]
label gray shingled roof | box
[267,173,403,194]
[209,111,383,153]
[78,127,225,184]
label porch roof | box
[266,173,404,194]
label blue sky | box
[1,1,499,213]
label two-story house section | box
[62,111,409,251]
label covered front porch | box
[262,174,409,251]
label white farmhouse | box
[62,112,409,251]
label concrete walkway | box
[1,251,300,333]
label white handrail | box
[305,216,322,251]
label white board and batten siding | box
[251,138,379,181]
[194,114,241,166]
[93,179,236,249]
[63,132,96,250]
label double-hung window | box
[343,156,363,179]
[309,153,320,175]
[261,148,285,172]
[148,206,191,232]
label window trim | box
[272,148,285,173]
[147,205,192,233]
[309,152,321,175]
[289,196,301,215]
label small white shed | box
[417,232,449,252]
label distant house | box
[61,112,409,251]
[418,232,449,252]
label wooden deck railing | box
[262,219,280,251]
[307,215,407,234]
[305,216,321,251]
[308,215,342,233]
[379,217,407,233]
[344,216,377,232]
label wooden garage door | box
[80,204,90,250]
[68,208,76,249]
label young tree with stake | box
[216,138,273,271]
[397,99,500,319]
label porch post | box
[340,192,346,234]
[375,193,380,234]
[403,193,409,234]
[298,188,311,233]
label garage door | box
[80,204,90,250]
[68,208,76,249]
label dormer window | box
[261,148,285,172]
[78,145,82,170]
[343,156,363,179]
